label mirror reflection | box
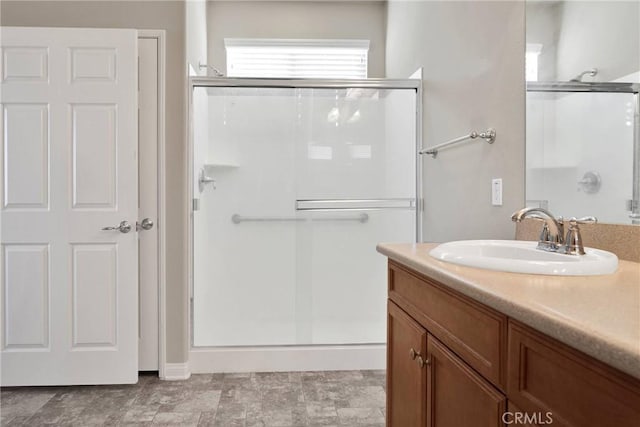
[525,1,640,224]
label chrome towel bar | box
[231,213,369,224]
[419,128,496,158]
[296,198,415,211]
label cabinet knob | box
[410,348,430,368]
[416,356,431,369]
[409,348,417,360]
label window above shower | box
[224,38,369,79]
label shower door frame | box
[187,77,423,372]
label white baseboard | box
[162,362,191,380]
[189,344,386,373]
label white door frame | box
[0,27,168,384]
[137,30,167,380]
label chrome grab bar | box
[231,213,369,224]
[419,128,496,158]
[296,198,415,211]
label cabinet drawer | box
[388,261,507,389]
[507,321,640,427]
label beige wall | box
[206,0,387,78]
[527,1,640,82]
[186,0,208,75]
[0,0,189,364]
[386,1,526,242]
[555,1,639,82]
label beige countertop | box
[377,242,640,380]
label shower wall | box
[192,86,417,349]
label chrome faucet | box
[511,207,598,255]
[511,207,565,252]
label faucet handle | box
[562,217,596,255]
[569,216,597,225]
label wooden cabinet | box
[386,260,640,427]
[387,301,427,427]
[427,336,506,427]
[508,321,640,427]
[387,300,505,427]
[388,261,507,388]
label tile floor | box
[0,370,386,426]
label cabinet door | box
[508,321,640,427]
[427,335,506,427]
[387,301,427,427]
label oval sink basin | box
[429,240,618,276]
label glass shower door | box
[192,84,417,348]
[291,87,416,345]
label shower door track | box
[190,77,423,90]
[187,77,423,372]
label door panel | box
[387,300,427,427]
[2,244,49,349]
[427,335,506,427]
[70,48,116,82]
[0,26,138,386]
[507,321,640,427]
[2,47,48,81]
[71,244,118,348]
[2,103,49,209]
[71,104,117,209]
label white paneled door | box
[0,27,139,385]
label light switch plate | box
[492,178,503,206]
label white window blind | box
[225,38,369,79]
[526,43,542,82]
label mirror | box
[525,1,640,224]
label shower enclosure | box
[526,80,640,224]
[188,78,422,372]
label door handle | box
[102,221,132,233]
[137,218,154,231]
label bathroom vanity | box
[378,243,640,427]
